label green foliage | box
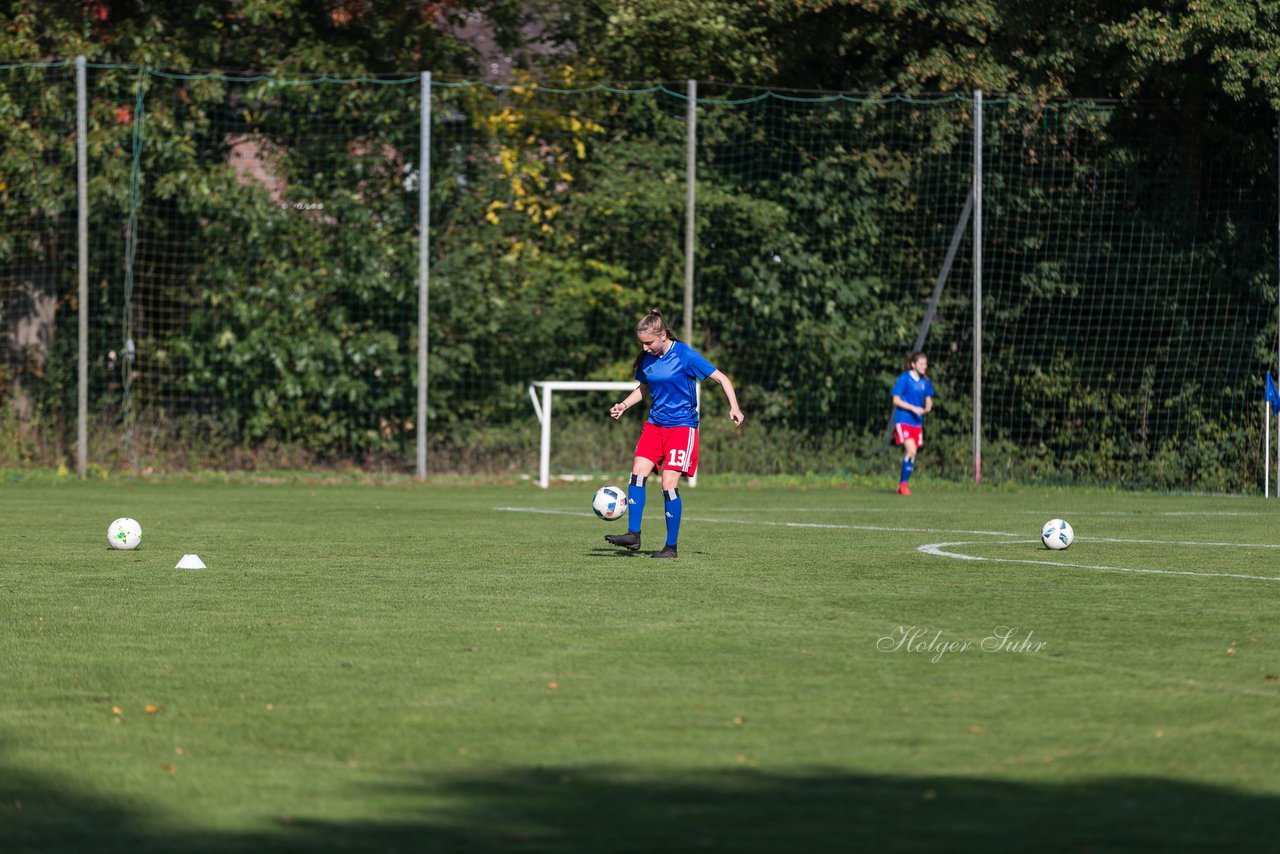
[547,0,778,84]
[1100,1,1280,106]
[173,199,416,454]
[2,2,1279,489]
[0,0,531,76]
[555,0,1280,111]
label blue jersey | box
[635,341,716,427]
[891,371,934,427]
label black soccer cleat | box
[649,545,678,559]
[604,531,642,551]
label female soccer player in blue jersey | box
[891,351,933,495]
[603,309,744,559]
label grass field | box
[4,475,1280,851]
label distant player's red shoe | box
[896,482,911,495]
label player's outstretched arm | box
[708,370,744,426]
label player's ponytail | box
[636,308,678,341]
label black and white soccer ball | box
[1041,518,1074,551]
[592,486,628,521]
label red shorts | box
[894,423,923,447]
[635,422,700,476]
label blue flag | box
[1267,372,1280,415]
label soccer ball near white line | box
[108,517,143,550]
[1041,518,1074,551]
[592,486,628,521]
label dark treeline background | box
[7,1,1277,102]
[1,1,1278,489]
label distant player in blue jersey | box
[604,308,744,559]
[891,351,933,495]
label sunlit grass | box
[3,477,1279,850]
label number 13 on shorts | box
[636,423,700,476]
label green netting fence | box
[1,61,1276,490]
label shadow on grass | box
[586,547,642,558]
[4,761,1280,852]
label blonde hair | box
[634,308,678,370]
[636,308,675,338]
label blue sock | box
[900,457,915,484]
[663,488,682,547]
[627,474,646,534]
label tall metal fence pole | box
[972,90,984,485]
[76,56,88,478]
[683,79,696,345]
[1275,113,1279,496]
[122,68,146,470]
[417,71,431,481]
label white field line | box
[691,508,1269,518]
[493,506,1021,537]
[1082,536,1280,548]
[495,506,1280,583]
[918,541,1280,583]
[495,506,1280,547]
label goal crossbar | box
[528,380,700,489]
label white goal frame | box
[528,380,699,489]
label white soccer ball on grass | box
[1041,518,1074,551]
[592,486,628,521]
[108,517,143,550]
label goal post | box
[528,381,700,488]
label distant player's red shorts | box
[635,422,700,476]
[894,423,923,447]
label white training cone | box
[175,554,206,570]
